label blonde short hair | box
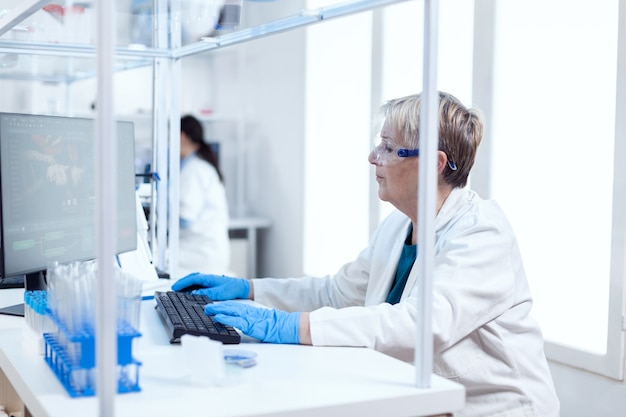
[381,91,483,188]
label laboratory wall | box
[233,38,307,278]
[550,361,626,417]
[229,2,308,278]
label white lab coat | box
[178,153,230,277]
[253,187,560,417]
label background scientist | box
[177,114,231,277]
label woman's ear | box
[436,151,448,174]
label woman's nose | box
[368,149,379,165]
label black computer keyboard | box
[154,291,241,344]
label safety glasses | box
[371,136,457,170]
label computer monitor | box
[0,113,138,298]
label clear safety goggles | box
[371,135,457,170]
[371,135,418,164]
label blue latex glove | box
[171,273,250,301]
[204,301,300,344]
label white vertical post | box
[154,0,171,273]
[96,0,117,415]
[236,46,247,218]
[415,0,438,388]
[471,0,497,198]
[154,56,169,272]
[148,0,162,269]
[168,0,182,278]
[369,9,384,236]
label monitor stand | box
[0,271,47,317]
[0,302,24,316]
[0,274,25,289]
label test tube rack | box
[42,308,142,398]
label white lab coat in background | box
[178,153,230,277]
[253,187,560,417]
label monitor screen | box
[0,113,137,287]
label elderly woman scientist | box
[173,92,560,417]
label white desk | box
[229,216,271,278]
[0,289,464,417]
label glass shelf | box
[0,50,151,83]
[0,0,409,80]
[0,0,307,51]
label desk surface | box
[228,216,271,230]
[0,288,464,417]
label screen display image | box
[0,113,137,282]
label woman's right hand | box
[171,272,250,301]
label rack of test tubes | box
[23,290,55,354]
[39,261,143,397]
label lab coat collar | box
[400,187,474,302]
[180,151,198,169]
[434,187,474,232]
